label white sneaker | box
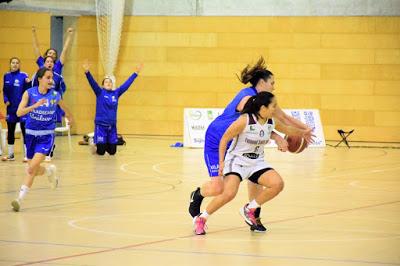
[11,199,21,212]
[45,156,52,162]
[2,154,15,161]
[46,164,59,189]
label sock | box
[45,165,53,176]
[8,144,14,156]
[254,206,261,218]
[18,185,29,201]
[200,211,209,219]
[247,199,260,209]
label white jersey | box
[225,113,275,166]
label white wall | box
[1,0,400,16]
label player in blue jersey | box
[32,56,67,119]
[2,57,31,162]
[189,57,313,232]
[83,60,143,156]
[31,26,74,75]
[31,56,67,161]
[10,67,73,212]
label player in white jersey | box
[193,92,311,235]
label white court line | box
[67,211,400,243]
[311,166,400,181]
[78,156,400,244]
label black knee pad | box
[96,144,107,155]
[107,144,117,155]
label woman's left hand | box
[135,63,144,74]
[303,127,315,144]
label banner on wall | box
[183,108,325,148]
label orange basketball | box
[284,135,308,153]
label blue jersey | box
[36,56,63,75]
[85,71,138,126]
[32,71,66,97]
[3,70,30,116]
[205,87,257,149]
[25,87,61,131]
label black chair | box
[334,129,354,148]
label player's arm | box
[117,63,143,96]
[59,27,74,64]
[58,99,74,127]
[17,91,46,117]
[274,105,314,143]
[3,74,10,105]
[270,131,288,152]
[83,60,102,96]
[236,95,251,112]
[31,26,41,59]
[275,118,311,139]
[218,115,247,176]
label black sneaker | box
[250,207,267,232]
[189,187,204,218]
[251,218,267,232]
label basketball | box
[284,135,308,153]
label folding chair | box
[334,129,354,148]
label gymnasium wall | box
[80,16,399,142]
[1,11,399,142]
[0,11,50,128]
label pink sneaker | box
[239,204,257,226]
[193,215,207,235]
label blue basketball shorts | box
[25,133,55,159]
[94,124,118,144]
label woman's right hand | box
[33,98,47,109]
[5,101,10,106]
[82,59,90,72]
[275,137,288,152]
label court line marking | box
[116,248,400,266]
[14,200,400,266]
[66,209,400,242]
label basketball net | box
[95,0,125,86]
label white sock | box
[247,199,260,209]
[8,144,14,156]
[45,165,52,176]
[200,211,209,219]
[18,185,29,201]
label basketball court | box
[0,136,399,265]
[1,0,400,265]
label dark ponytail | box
[242,91,275,118]
[238,57,273,87]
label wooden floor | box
[0,135,399,266]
